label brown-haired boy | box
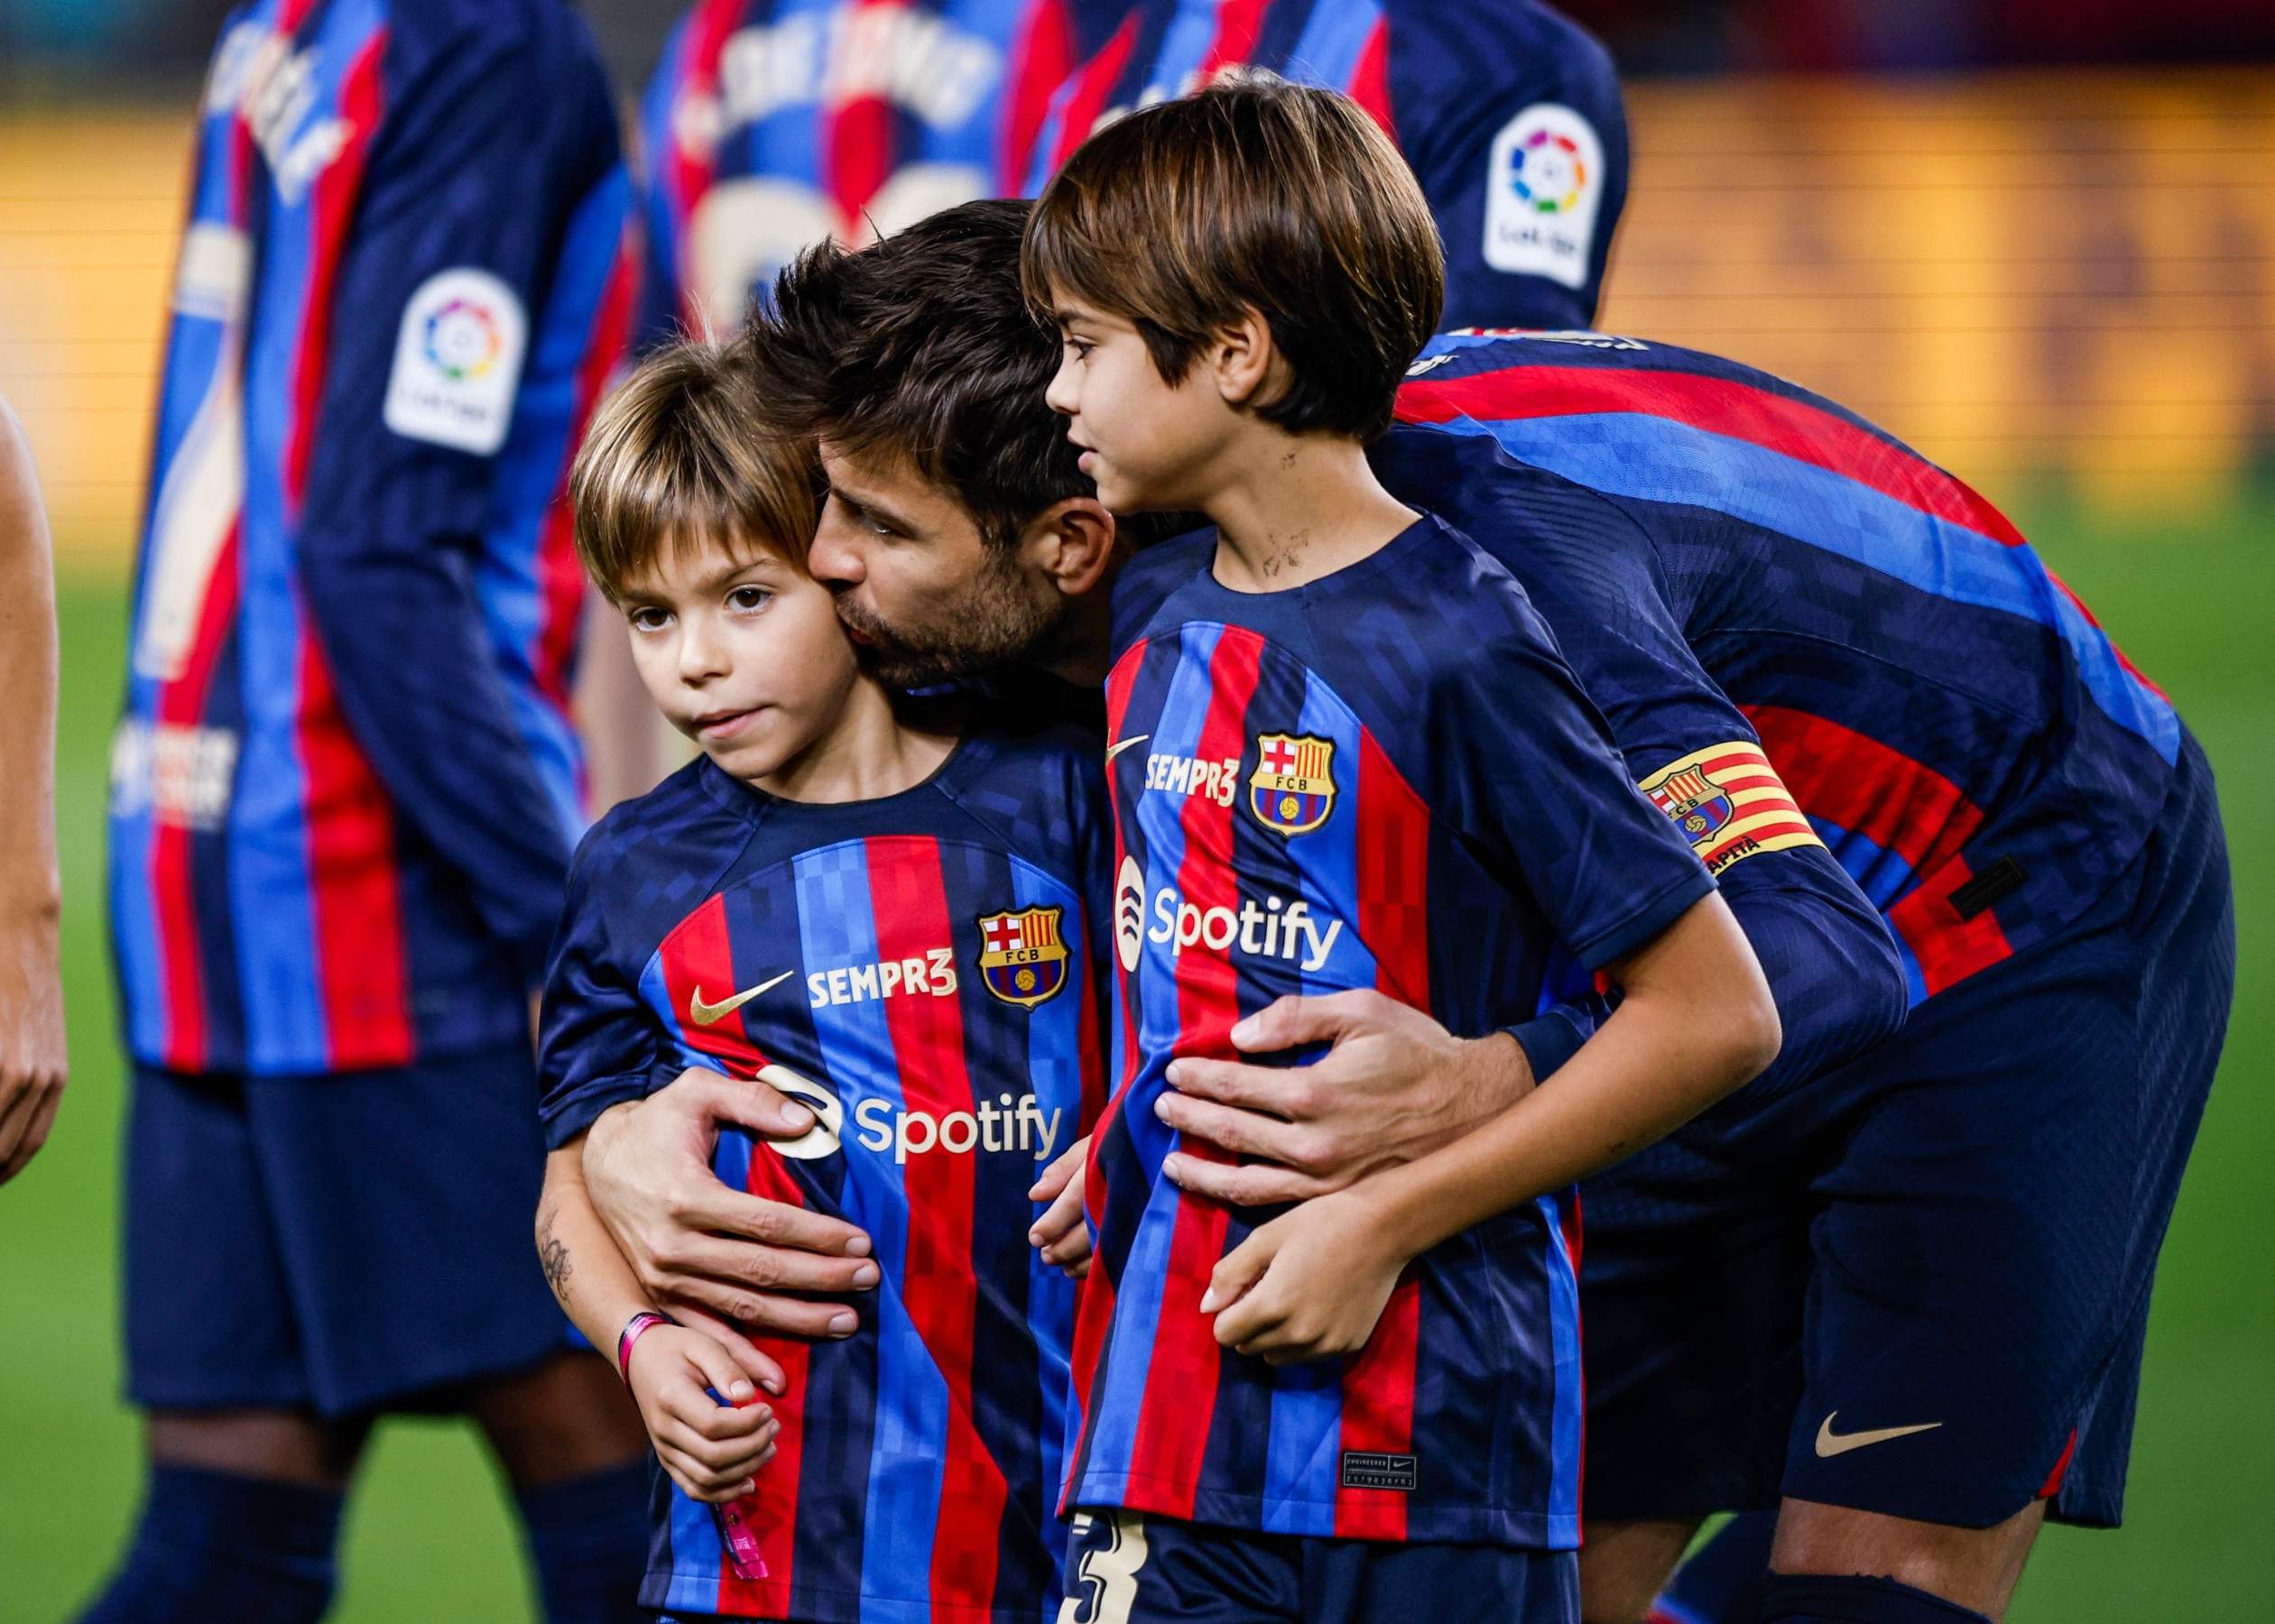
[1029,82,1780,1620]
[532,340,1114,1621]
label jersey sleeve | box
[1432,559,1715,973]
[1384,0,1629,331]
[1415,442,1910,1093]
[294,17,625,990]
[538,824,667,1149]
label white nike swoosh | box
[1105,734,1150,762]
[1814,1412,1944,1458]
[689,969,797,1027]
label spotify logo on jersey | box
[1115,856,1146,973]
[759,1064,843,1160]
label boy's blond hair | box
[569,341,821,602]
[1022,78,1444,440]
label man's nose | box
[809,513,865,587]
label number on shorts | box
[1057,1509,1151,1624]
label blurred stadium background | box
[3,1,2270,1618]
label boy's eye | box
[1063,336,1094,361]
[625,605,670,632]
[726,586,772,612]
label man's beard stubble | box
[828,545,1072,690]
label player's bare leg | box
[1579,1516,1702,1623]
[144,1408,374,1488]
[469,1350,652,1621]
[468,1347,647,1488]
[1768,1497,2046,1621]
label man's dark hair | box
[733,199,1083,550]
[1023,80,1444,441]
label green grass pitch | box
[2,502,2269,1620]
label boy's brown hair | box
[569,340,822,602]
[1022,79,1444,440]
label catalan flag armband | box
[1638,742,1822,877]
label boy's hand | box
[667,1302,789,1398]
[1027,1136,1092,1278]
[1157,992,1528,1208]
[0,900,65,1186]
[1199,1186,1408,1366]
[626,1323,781,1503]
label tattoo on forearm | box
[537,1207,572,1306]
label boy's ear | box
[1206,308,1278,410]
[1020,495,1119,599]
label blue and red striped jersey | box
[107,0,633,1076]
[1068,515,1715,1547]
[634,0,1117,348]
[539,717,1110,1620]
[1025,0,1628,329]
[1392,330,2185,1005]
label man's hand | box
[1157,991,1529,1207]
[0,900,64,1186]
[0,399,62,1189]
[581,1067,881,1339]
[1203,1185,1407,1365]
[1027,1137,1091,1278]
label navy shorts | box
[124,1040,574,1418]
[1581,731,2233,1531]
[1057,1508,1577,1623]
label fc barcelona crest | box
[1646,764,1734,848]
[1248,733,1337,836]
[976,906,1069,1008]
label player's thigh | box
[1577,1518,1703,1624]
[123,1065,312,1412]
[1579,1121,1816,1527]
[469,1347,647,1488]
[1771,1497,2046,1621]
[244,1042,576,1416]
[1789,944,2154,1533]
[1792,734,2231,1538]
[1325,1536,1578,1624]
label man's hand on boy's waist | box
[1157,991,1532,1209]
[582,1068,882,1340]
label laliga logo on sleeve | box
[1483,103,1605,290]
[421,298,503,381]
[384,267,527,455]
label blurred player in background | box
[1027,0,1628,330]
[635,0,1623,346]
[88,3,651,1619]
[633,0,1119,346]
[0,394,66,1189]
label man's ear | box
[1019,495,1120,599]
[1207,307,1277,409]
